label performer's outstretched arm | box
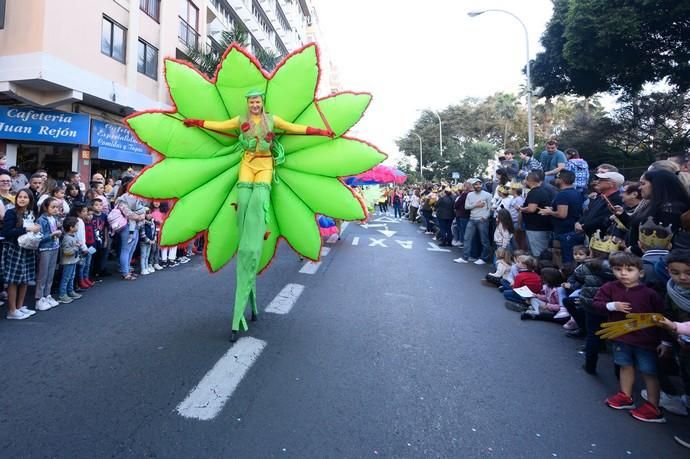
[274,116,333,137]
[183,116,240,131]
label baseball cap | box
[470,178,482,184]
[595,171,625,186]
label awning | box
[95,146,152,165]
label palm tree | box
[494,93,519,150]
[184,24,282,76]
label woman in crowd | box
[114,177,145,280]
[65,183,83,207]
[0,173,15,208]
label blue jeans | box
[525,230,552,258]
[393,204,402,219]
[421,210,434,231]
[140,242,152,271]
[78,252,92,280]
[555,231,585,263]
[463,219,490,261]
[503,288,526,304]
[59,263,77,296]
[119,228,140,275]
[455,217,469,244]
[438,218,453,244]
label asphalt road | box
[1,213,689,458]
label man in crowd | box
[9,166,28,193]
[501,150,520,178]
[453,181,471,247]
[538,170,584,263]
[454,179,492,265]
[539,140,567,184]
[575,171,624,237]
[520,172,553,257]
[518,147,542,178]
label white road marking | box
[320,247,331,257]
[325,234,339,244]
[378,229,397,238]
[373,216,399,223]
[352,237,360,246]
[395,240,413,249]
[341,221,350,233]
[176,337,267,421]
[265,283,305,314]
[360,223,387,229]
[427,242,450,252]
[369,238,387,247]
[299,260,322,274]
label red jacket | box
[513,271,542,294]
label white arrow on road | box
[427,242,450,252]
[377,229,397,238]
[360,223,388,229]
[373,216,399,223]
[395,240,413,250]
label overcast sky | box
[315,0,555,163]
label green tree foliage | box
[184,25,282,76]
[532,0,690,97]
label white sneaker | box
[473,259,486,265]
[20,306,36,316]
[153,264,163,270]
[7,309,29,320]
[141,268,150,275]
[147,267,155,274]
[179,256,190,264]
[554,307,570,320]
[453,257,469,264]
[46,296,59,307]
[642,390,688,416]
[35,298,52,311]
[451,240,462,247]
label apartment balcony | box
[178,18,200,51]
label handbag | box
[17,232,42,250]
[108,206,128,233]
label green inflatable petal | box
[265,45,317,123]
[160,165,239,246]
[127,113,225,159]
[130,154,242,199]
[277,168,365,221]
[215,48,267,117]
[258,202,280,273]
[165,60,235,146]
[271,180,321,260]
[283,138,385,177]
[279,93,372,154]
[206,185,240,272]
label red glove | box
[183,118,204,128]
[306,127,334,137]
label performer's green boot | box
[231,183,270,341]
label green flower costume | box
[125,43,385,340]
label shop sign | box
[90,119,147,155]
[0,106,90,144]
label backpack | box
[107,206,127,233]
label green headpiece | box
[245,88,265,98]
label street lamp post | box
[417,109,443,157]
[412,132,423,180]
[468,9,534,150]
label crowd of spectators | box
[383,141,690,447]
[0,165,202,321]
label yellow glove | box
[596,313,665,340]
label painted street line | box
[299,260,322,274]
[360,223,387,229]
[377,229,397,238]
[427,242,451,252]
[265,283,305,315]
[176,337,267,421]
[395,240,413,249]
[341,221,350,233]
[352,237,360,246]
[325,234,339,244]
[369,238,387,247]
[373,216,399,223]
[320,247,331,257]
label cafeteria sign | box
[0,105,90,144]
[90,119,147,154]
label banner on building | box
[0,105,90,144]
